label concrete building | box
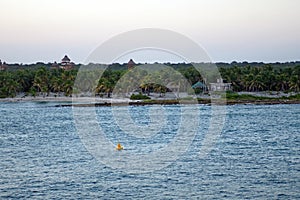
[209,78,232,91]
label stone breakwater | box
[55,99,300,107]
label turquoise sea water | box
[0,102,299,199]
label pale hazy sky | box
[0,0,299,63]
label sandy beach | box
[1,92,299,106]
[0,96,137,103]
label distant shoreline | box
[1,94,299,106]
[0,96,135,103]
[55,100,300,107]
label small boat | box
[116,143,124,151]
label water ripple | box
[0,102,299,199]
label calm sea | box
[0,102,299,199]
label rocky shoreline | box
[55,99,300,107]
[1,94,299,106]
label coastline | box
[1,95,299,106]
[0,96,135,103]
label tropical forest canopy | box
[0,62,299,98]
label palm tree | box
[33,67,50,97]
[2,77,20,97]
[62,71,75,97]
[95,82,106,97]
[51,77,63,96]
[289,75,300,92]
[275,73,289,91]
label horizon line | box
[1,60,300,65]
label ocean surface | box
[0,102,299,199]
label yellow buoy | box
[116,143,123,151]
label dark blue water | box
[0,102,299,199]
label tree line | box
[220,65,300,92]
[0,63,299,98]
[0,68,77,98]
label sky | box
[0,0,299,64]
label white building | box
[209,78,232,91]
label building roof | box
[62,55,71,62]
[51,61,59,68]
[127,59,135,69]
[128,59,135,64]
[192,81,206,89]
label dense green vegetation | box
[223,92,275,100]
[220,65,300,92]
[0,68,77,98]
[222,92,300,102]
[0,62,299,98]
